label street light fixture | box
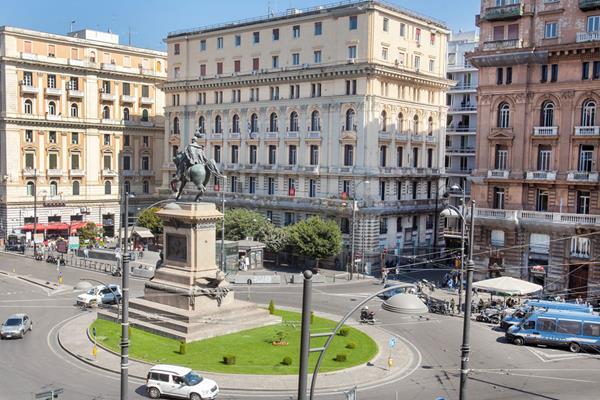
[350,179,369,280]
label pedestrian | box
[381,267,388,284]
[83,247,89,259]
[395,265,400,277]
[450,298,456,314]
[478,298,484,313]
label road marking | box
[473,369,596,384]
[526,347,600,363]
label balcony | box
[20,84,39,95]
[487,169,509,179]
[520,210,600,226]
[46,168,64,177]
[580,0,600,11]
[526,171,557,181]
[446,147,475,154]
[45,87,63,97]
[449,83,477,91]
[140,97,154,105]
[306,131,321,139]
[574,126,600,136]
[264,132,279,140]
[576,31,600,43]
[533,126,558,136]
[100,92,116,102]
[68,58,85,67]
[68,89,84,98]
[483,2,524,20]
[285,131,299,139]
[46,114,61,121]
[102,169,118,177]
[426,135,437,143]
[69,169,85,177]
[395,132,409,141]
[209,133,222,140]
[446,126,476,134]
[411,135,424,143]
[474,208,518,221]
[482,38,523,51]
[229,132,241,139]
[140,170,155,177]
[122,170,136,177]
[567,171,599,182]
[120,95,136,103]
[449,105,477,112]
[379,131,391,140]
[22,168,37,177]
[570,237,591,259]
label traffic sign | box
[388,337,397,348]
[92,327,96,337]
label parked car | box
[76,284,122,308]
[1,313,32,339]
[146,364,219,399]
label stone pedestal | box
[99,202,280,342]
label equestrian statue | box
[171,132,223,201]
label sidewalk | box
[58,309,416,393]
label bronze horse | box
[173,160,223,202]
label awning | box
[20,223,44,232]
[121,226,154,238]
[472,276,543,296]
[45,222,70,231]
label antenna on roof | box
[70,20,76,33]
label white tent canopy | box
[472,276,543,295]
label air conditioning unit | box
[347,58,355,64]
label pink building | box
[469,0,600,300]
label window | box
[48,152,57,168]
[349,16,358,30]
[412,147,419,168]
[48,101,56,115]
[537,318,557,332]
[24,130,33,143]
[216,37,224,49]
[550,64,558,82]
[24,99,33,114]
[491,230,505,247]
[72,180,80,196]
[47,74,56,89]
[288,145,297,165]
[23,71,33,86]
[400,23,406,37]
[293,25,300,38]
[541,101,554,126]
[250,113,259,133]
[214,145,221,163]
[430,33,436,45]
[141,109,149,122]
[310,145,319,165]
[102,80,111,94]
[289,112,299,132]
[69,103,79,118]
[427,116,434,135]
[314,22,322,35]
[346,79,357,95]
[143,180,149,194]
[268,145,277,164]
[200,64,206,76]
[544,22,558,38]
[495,145,508,170]
[272,56,279,68]
[141,85,149,98]
[379,217,388,234]
[48,131,57,144]
[536,189,549,212]
[579,145,594,172]
[199,39,206,51]
[26,181,34,196]
[102,106,110,120]
[345,109,356,131]
[583,61,590,80]
[249,177,256,194]
[104,181,111,195]
[272,29,279,41]
[498,102,510,128]
[198,116,205,134]
[25,152,34,169]
[594,61,600,79]
[249,145,257,164]
[493,187,505,209]
[174,43,180,55]
[506,67,513,84]
[141,156,150,170]
[71,153,80,170]
[413,115,419,133]
[216,62,223,75]
[234,60,241,73]
[343,145,354,166]
[252,58,259,71]
[348,46,357,60]
[427,149,433,168]
[232,114,240,133]
[103,134,110,145]
[341,218,350,234]
[582,100,596,126]
[213,115,222,134]
[538,145,552,171]
[253,31,260,43]
[429,59,435,72]
[234,35,241,47]
[380,145,387,167]
[381,47,388,60]
[583,322,600,337]
[269,113,278,132]
[311,83,321,98]
[380,110,387,132]
[49,181,58,196]
[231,145,239,163]
[577,190,591,214]
[397,113,404,132]
[412,181,418,199]
[314,50,322,64]
[122,107,129,121]
[310,110,320,131]
[383,18,389,32]
[123,155,131,170]
[415,28,421,43]
[414,56,420,70]
[397,146,403,167]
[268,177,275,195]
[292,53,300,65]
[496,67,504,85]
[69,77,78,91]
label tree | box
[262,225,289,253]
[137,207,163,236]
[219,208,271,241]
[287,216,343,270]
[77,222,103,245]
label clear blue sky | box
[0,0,480,51]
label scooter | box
[360,309,376,325]
[34,252,44,261]
[46,255,57,264]
[476,308,501,324]
[429,302,450,315]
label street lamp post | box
[220,176,227,272]
[33,169,38,256]
[350,180,369,280]
[121,190,131,400]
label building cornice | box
[0,116,164,132]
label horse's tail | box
[208,160,224,178]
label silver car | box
[1,313,32,339]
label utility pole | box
[220,176,226,271]
[297,270,313,400]
[350,199,357,280]
[121,190,130,400]
[33,168,37,256]
[459,201,475,400]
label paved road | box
[0,253,599,399]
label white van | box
[146,364,219,399]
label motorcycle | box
[360,309,376,325]
[34,252,44,261]
[476,308,501,324]
[429,302,450,315]
[46,255,57,264]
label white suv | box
[146,364,219,400]
[76,284,122,308]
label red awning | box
[45,222,70,231]
[20,223,45,232]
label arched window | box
[232,114,240,133]
[102,106,110,120]
[311,110,320,131]
[345,109,355,131]
[70,103,78,117]
[24,99,33,114]
[141,109,149,122]
[427,116,434,135]
[104,180,111,195]
[72,181,80,196]
[397,112,404,131]
[289,111,299,132]
[497,102,510,128]
[123,107,129,121]
[540,101,554,127]
[582,99,596,127]
[48,101,56,115]
[173,116,180,134]
[250,113,259,133]
[412,115,419,133]
[50,180,58,196]
[198,116,205,133]
[143,180,149,194]
[156,61,162,72]
[124,180,131,194]
[26,181,34,196]
[381,110,387,132]
[89,51,96,62]
[269,112,278,132]
[215,115,222,133]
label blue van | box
[506,309,600,353]
[500,300,593,331]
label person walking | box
[450,298,456,315]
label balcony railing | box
[449,105,477,112]
[68,89,84,98]
[567,171,599,182]
[45,87,63,97]
[264,132,278,140]
[395,132,409,141]
[580,0,600,11]
[100,92,116,102]
[140,97,155,105]
[449,84,477,91]
[570,237,591,258]
[102,169,118,177]
[306,131,321,139]
[20,84,39,95]
[120,95,136,103]
[526,171,557,180]
[140,170,155,176]
[22,168,37,177]
[574,126,600,136]
[46,168,64,177]
[487,169,509,179]
[483,2,524,20]
[379,131,391,140]
[474,208,518,221]
[446,126,476,133]
[411,135,424,142]
[533,126,558,136]
[475,207,600,226]
[576,31,600,43]
[69,169,85,177]
[447,147,475,154]
[285,131,299,139]
[482,38,522,51]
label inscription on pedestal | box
[195,222,215,231]
[166,234,187,263]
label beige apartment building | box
[470,0,600,299]
[0,27,166,239]
[162,0,451,267]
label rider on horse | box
[171,132,222,197]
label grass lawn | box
[91,309,378,375]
